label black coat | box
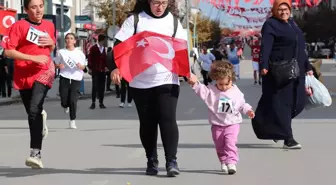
[252,17,312,140]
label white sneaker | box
[41,110,48,140]
[64,107,69,114]
[227,164,237,175]
[69,120,77,129]
[119,103,125,108]
[26,150,43,169]
[221,164,228,173]
[127,103,132,108]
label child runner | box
[55,33,86,129]
[2,0,56,168]
[188,61,255,174]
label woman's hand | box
[306,70,313,76]
[76,63,85,70]
[38,35,54,47]
[306,87,313,96]
[111,69,121,85]
[261,69,268,75]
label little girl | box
[188,61,255,175]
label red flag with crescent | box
[113,31,190,82]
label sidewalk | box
[0,73,115,106]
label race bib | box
[64,56,76,69]
[218,97,234,114]
[26,26,47,45]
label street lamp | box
[191,7,201,48]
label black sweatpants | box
[120,79,132,103]
[59,76,81,120]
[91,72,106,104]
[20,81,49,150]
[130,84,179,161]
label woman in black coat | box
[252,0,313,149]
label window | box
[0,0,4,6]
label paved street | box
[0,60,335,185]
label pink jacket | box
[193,83,252,126]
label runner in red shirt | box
[249,35,261,85]
[2,0,55,169]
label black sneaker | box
[89,103,95,109]
[258,81,262,85]
[166,160,180,177]
[146,158,159,176]
[254,81,257,85]
[99,104,106,109]
[283,139,302,149]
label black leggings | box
[20,81,49,150]
[59,76,81,120]
[130,84,179,161]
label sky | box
[196,0,273,28]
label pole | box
[21,0,24,13]
[60,0,65,49]
[193,12,196,48]
[112,0,116,42]
[186,0,192,76]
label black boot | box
[146,158,159,176]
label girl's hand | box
[247,110,255,119]
[187,73,198,86]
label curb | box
[0,92,115,106]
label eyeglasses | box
[277,8,290,13]
[151,1,169,7]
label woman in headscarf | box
[252,0,313,149]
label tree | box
[92,0,136,28]
[190,13,223,45]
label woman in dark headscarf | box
[252,0,313,149]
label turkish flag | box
[114,31,190,82]
[0,9,16,35]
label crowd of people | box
[0,0,321,177]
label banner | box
[0,9,16,35]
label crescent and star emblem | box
[136,36,175,60]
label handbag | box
[269,34,300,86]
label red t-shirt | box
[2,19,56,90]
[251,41,260,62]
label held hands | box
[187,73,198,86]
[111,69,122,85]
[305,70,314,96]
[247,110,255,119]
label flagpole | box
[185,0,193,77]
